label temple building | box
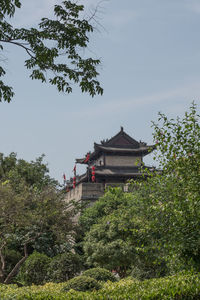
[65,127,155,204]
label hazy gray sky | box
[1,0,200,182]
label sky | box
[1,0,200,183]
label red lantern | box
[91,166,95,182]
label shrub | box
[82,267,117,282]
[0,272,200,299]
[62,275,101,292]
[17,251,51,285]
[46,252,82,283]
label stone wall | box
[65,183,105,203]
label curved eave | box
[76,144,156,164]
[94,144,155,156]
[95,171,148,177]
[76,158,87,164]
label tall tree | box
[0,0,103,102]
[0,182,75,284]
[151,102,200,270]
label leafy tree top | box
[0,0,103,102]
[0,152,57,191]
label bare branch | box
[0,39,35,58]
[86,0,108,33]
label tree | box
[0,182,75,284]
[46,252,82,283]
[82,187,167,278]
[0,152,58,191]
[79,187,133,233]
[0,0,103,102]
[83,211,137,278]
[17,251,51,286]
[150,102,200,270]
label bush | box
[0,272,200,299]
[47,252,82,283]
[82,267,117,282]
[62,275,101,292]
[17,251,51,285]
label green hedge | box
[17,251,51,286]
[82,267,117,282]
[0,272,200,299]
[46,252,82,283]
[62,275,101,292]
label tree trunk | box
[0,243,6,283]
[4,244,28,284]
[0,268,5,283]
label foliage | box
[17,251,50,286]
[62,275,102,292]
[83,210,137,278]
[47,252,82,283]
[82,267,117,282]
[82,187,167,279]
[79,187,133,232]
[150,102,200,269]
[82,103,200,278]
[0,182,75,284]
[2,249,22,280]
[0,272,200,299]
[0,152,58,191]
[0,0,103,102]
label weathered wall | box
[65,183,105,203]
[105,155,141,166]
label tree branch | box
[0,39,35,58]
[4,243,29,284]
[0,242,6,283]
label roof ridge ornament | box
[120,126,124,132]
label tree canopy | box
[0,181,75,284]
[0,152,57,191]
[0,152,76,284]
[0,0,103,102]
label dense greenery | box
[17,251,50,286]
[62,275,102,292]
[46,252,82,283]
[1,103,200,293]
[82,267,117,282]
[0,154,76,284]
[0,0,103,102]
[0,153,57,191]
[0,180,76,284]
[0,272,200,299]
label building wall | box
[65,182,132,204]
[105,155,141,167]
[65,183,105,203]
